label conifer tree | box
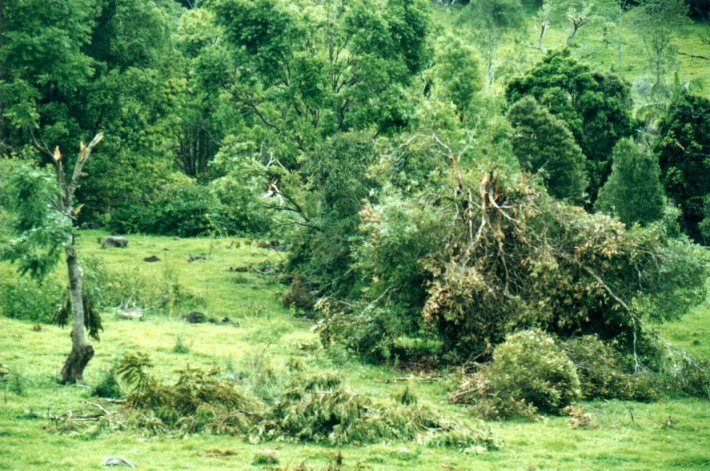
[595,138,665,226]
[508,97,587,201]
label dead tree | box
[51,134,104,384]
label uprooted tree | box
[304,134,707,366]
[0,133,103,383]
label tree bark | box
[617,24,622,68]
[59,239,93,384]
[538,20,548,53]
[51,133,103,384]
[567,23,580,45]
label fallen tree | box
[319,135,707,369]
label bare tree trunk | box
[567,23,580,45]
[617,24,622,68]
[49,134,103,384]
[485,58,494,93]
[59,237,93,384]
[538,20,548,53]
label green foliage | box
[563,335,659,401]
[172,336,191,354]
[252,450,279,466]
[430,36,483,121]
[81,256,204,314]
[392,337,444,364]
[396,385,419,405]
[92,367,124,399]
[0,0,94,133]
[54,294,103,341]
[107,178,247,237]
[262,371,497,448]
[458,0,526,90]
[507,96,587,201]
[0,275,64,323]
[1,0,182,226]
[595,138,666,226]
[699,195,710,245]
[659,356,710,398]
[655,93,709,242]
[280,274,317,312]
[384,0,432,76]
[9,370,27,397]
[506,50,634,201]
[453,330,581,419]
[0,163,70,280]
[286,132,380,295]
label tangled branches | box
[417,167,707,359]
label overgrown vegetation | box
[0,0,708,466]
[451,330,582,419]
[109,353,499,449]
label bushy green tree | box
[0,135,104,384]
[655,94,709,241]
[595,138,665,226]
[506,50,634,202]
[0,0,95,154]
[213,0,431,164]
[0,0,185,225]
[453,330,581,418]
[507,96,587,201]
[285,132,380,295]
[430,36,483,121]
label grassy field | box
[430,4,710,98]
[0,231,708,470]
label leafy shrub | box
[252,450,279,466]
[117,353,260,435]
[92,368,123,399]
[280,274,317,312]
[173,336,191,354]
[396,385,418,405]
[392,336,444,363]
[563,335,658,402]
[320,304,416,363]
[9,369,27,396]
[657,355,710,398]
[107,177,252,237]
[261,372,498,448]
[82,257,205,314]
[316,142,706,363]
[285,133,380,297]
[452,330,581,419]
[0,274,64,323]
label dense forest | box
[0,0,709,468]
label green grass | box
[430,4,710,98]
[0,231,708,470]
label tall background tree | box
[655,93,709,241]
[507,96,587,201]
[594,138,666,226]
[506,50,634,203]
